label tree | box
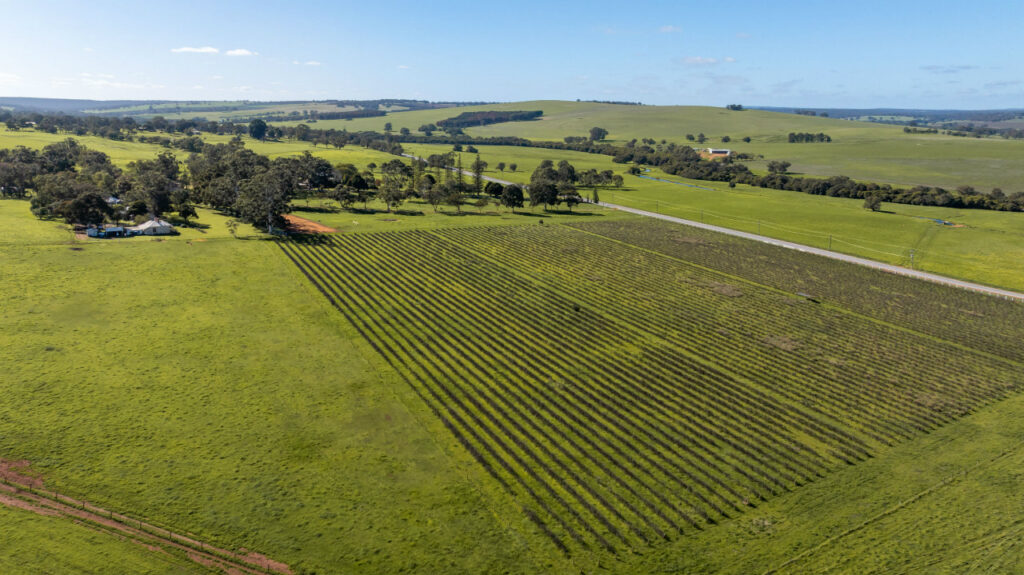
[592,187,600,204]
[63,192,112,225]
[248,119,268,141]
[485,181,504,198]
[864,193,883,211]
[721,136,731,143]
[696,133,707,144]
[234,159,298,232]
[612,174,624,188]
[384,122,393,134]
[399,127,410,136]
[767,160,791,174]
[685,134,695,141]
[500,184,524,213]
[509,163,517,173]
[496,162,506,173]
[589,126,609,141]
[379,159,411,212]
[471,154,487,195]
[473,195,490,213]
[742,136,752,143]
[442,180,464,213]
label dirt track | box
[0,460,290,575]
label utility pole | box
[910,249,915,269]
[828,234,832,250]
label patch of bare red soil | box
[284,214,338,233]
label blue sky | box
[0,0,1021,108]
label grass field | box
[3,126,1022,290]
[5,196,1024,573]
[277,101,1024,193]
[84,101,357,121]
[0,505,205,575]
[0,200,558,575]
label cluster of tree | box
[0,110,245,141]
[186,141,326,231]
[0,138,195,225]
[937,124,1024,139]
[903,127,939,134]
[726,104,744,111]
[788,132,832,143]
[528,160,585,211]
[436,110,542,129]
[248,108,386,123]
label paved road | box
[401,154,1024,301]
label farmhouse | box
[128,219,175,236]
[701,148,732,160]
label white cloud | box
[659,25,680,33]
[735,32,751,39]
[211,75,224,80]
[678,56,736,66]
[172,46,219,54]
[0,72,23,86]
[682,56,719,65]
[83,47,94,52]
[225,48,258,57]
[190,85,205,90]
[80,72,115,79]
[397,64,410,70]
[293,60,321,66]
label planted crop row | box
[279,232,866,556]
[279,223,1021,558]
[568,219,1024,364]
[438,225,1021,447]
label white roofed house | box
[128,218,175,236]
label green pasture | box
[3,125,1023,290]
[286,100,1024,193]
[0,505,204,575]
[0,201,555,575]
[85,101,355,122]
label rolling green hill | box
[289,100,1024,193]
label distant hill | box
[752,106,1024,124]
[0,97,166,114]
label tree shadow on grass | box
[394,209,425,216]
[292,204,339,214]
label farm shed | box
[129,219,175,236]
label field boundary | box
[596,202,1024,301]
[0,470,290,575]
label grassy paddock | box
[0,201,554,575]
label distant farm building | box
[700,148,732,160]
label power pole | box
[910,249,915,269]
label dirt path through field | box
[0,460,290,575]
[284,214,338,233]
